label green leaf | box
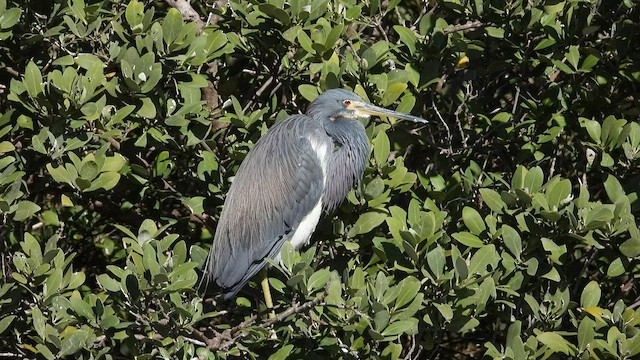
[462,207,485,235]
[347,212,387,237]
[434,303,453,321]
[374,131,390,165]
[258,4,291,26]
[138,97,156,119]
[0,315,16,335]
[607,258,625,277]
[546,178,571,209]
[163,8,183,46]
[97,274,121,292]
[381,319,417,336]
[394,276,421,309]
[580,54,599,71]
[382,82,407,107]
[324,23,344,49]
[544,1,565,14]
[44,268,63,299]
[67,272,86,289]
[102,154,126,172]
[70,296,95,322]
[47,164,75,186]
[125,0,144,31]
[580,281,601,307]
[268,344,294,360]
[124,273,141,301]
[479,188,504,213]
[468,244,498,275]
[307,268,330,292]
[506,322,525,359]
[393,25,416,55]
[364,178,385,200]
[183,196,205,214]
[584,205,614,230]
[578,318,596,352]
[298,84,319,102]
[524,167,543,193]
[534,37,556,51]
[492,112,511,123]
[59,328,91,356]
[32,306,46,339]
[501,224,522,260]
[452,232,484,248]
[24,61,44,98]
[61,194,74,207]
[541,238,566,264]
[0,8,22,29]
[620,237,640,257]
[0,141,14,153]
[485,27,504,38]
[536,332,574,355]
[567,45,580,69]
[601,115,626,148]
[552,59,575,74]
[581,118,601,143]
[79,160,99,180]
[84,172,121,192]
[426,245,445,278]
[603,175,624,203]
[13,200,41,221]
[297,29,314,54]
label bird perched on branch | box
[202,89,427,309]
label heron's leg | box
[260,269,275,319]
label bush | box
[1,0,640,358]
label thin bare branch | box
[443,20,485,35]
[188,296,325,351]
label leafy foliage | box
[1,0,640,358]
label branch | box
[443,20,485,35]
[164,0,205,34]
[260,296,324,328]
[2,67,19,77]
[188,296,325,351]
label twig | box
[261,296,324,328]
[453,100,468,149]
[548,152,557,180]
[374,16,390,44]
[512,85,521,115]
[188,295,325,351]
[0,352,21,358]
[243,77,273,112]
[242,63,284,113]
[628,296,640,310]
[3,67,19,77]
[431,97,453,154]
[443,20,485,35]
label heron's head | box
[306,89,427,123]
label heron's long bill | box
[352,102,428,124]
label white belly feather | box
[289,199,323,250]
[286,133,330,251]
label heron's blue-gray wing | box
[204,115,328,298]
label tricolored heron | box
[203,89,427,309]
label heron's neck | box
[324,117,365,145]
[321,117,369,212]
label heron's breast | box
[287,198,323,250]
[306,133,331,185]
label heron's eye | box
[343,100,351,106]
